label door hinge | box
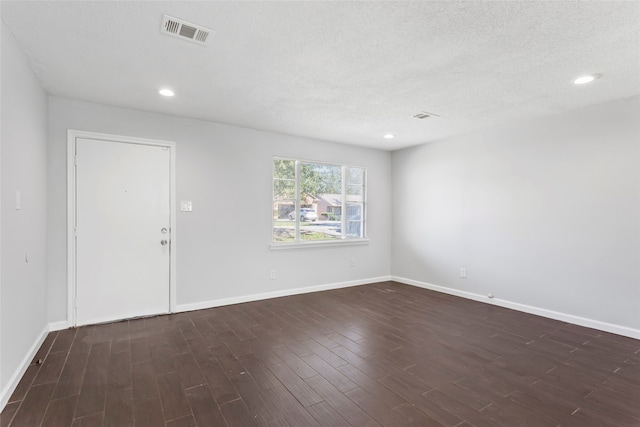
[74,227,78,238]
[74,155,78,165]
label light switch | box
[180,200,193,212]
[16,191,21,210]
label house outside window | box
[273,158,366,245]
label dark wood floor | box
[2,281,639,427]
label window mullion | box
[362,169,367,238]
[295,160,300,241]
[341,166,346,240]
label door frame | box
[67,129,177,327]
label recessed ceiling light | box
[573,74,600,85]
[159,88,175,97]
[384,134,395,139]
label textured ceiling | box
[1,1,639,150]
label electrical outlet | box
[269,270,276,280]
[460,268,467,279]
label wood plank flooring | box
[2,281,639,426]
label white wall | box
[0,20,49,406]
[47,97,392,323]
[391,96,640,337]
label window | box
[273,158,366,245]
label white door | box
[75,137,171,326]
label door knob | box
[160,239,168,246]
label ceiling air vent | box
[412,111,440,120]
[161,15,213,45]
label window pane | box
[346,221,363,238]
[346,167,364,208]
[346,185,362,198]
[346,203,363,238]
[317,194,341,221]
[300,163,341,199]
[347,184,362,194]
[273,179,295,200]
[273,223,295,242]
[347,204,363,221]
[346,167,364,185]
[273,159,296,242]
[274,199,295,240]
[296,162,342,242]
[300,221,340,241]
[274,159,295,179]
[273,202,295,220]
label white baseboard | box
[48,320,69,332]
[0,325,49,411]
[175,276,392,313]
[392,276,640,340]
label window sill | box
[270,239,370,251]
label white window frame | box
[271,157,369,250]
